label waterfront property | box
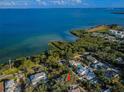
[109,30,124,39]
[29,72,47,86]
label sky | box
[0,0,124,8]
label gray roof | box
[4,80,21,92]
[90,62,109,70]
[86,56,98,63]
[29,72,47,85]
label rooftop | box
[86,56,98,63]
[116,57,124,64]
[4,80,21,92]
[77,66,96,80]
[68,85,80,92]
[104,70,119,78]
[29,72,47,86]
[85,68,96,80]
[69,60,81,67]
[0,82,4,92]
[90,62,109,70]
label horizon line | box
[0,7,124,9]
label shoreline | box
[0,24,124,92]
[0,24,119,65]
[0,24,122,65]
[0,32,76,64]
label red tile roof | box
[0,82,4,92]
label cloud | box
[51,0,65,5]
[72,0,82,4]
[0,0,31,7]
[0,0,124,8]
[49,0,83,5]
[0,0,88,8]
[36,0,47,6]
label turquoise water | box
[0,8,124,63]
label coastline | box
[0,24,119,65]
[0,24,124,92]
[1,8,124,64]
[0,30,78,65]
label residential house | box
[68,85,80,92]
[91,32,105,38]
[0,82,4,92]
[86,56,98,63]
[84,68,96,80]
[90,78,100,84]
[103,88,111,92]
[4,80,21,92]
[101,86,111,92]
[83,52,90,56]
[76,66,96,80]
[109,30,124,39]
[104,35,117,42]
[69,60,81,68]
[29,72,47,86]
[116,57,124,65]
[90,62,109,70]
[104,69,119,79]
[76,66,87,76]
[91,32,117,41]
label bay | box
[0,8,124,63]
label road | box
[0,74,14,80]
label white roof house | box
[109,30,124,39]
[109,30,118,35]
[4,80,21,92]
[86,56,98,63]
[29,72,47,86]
